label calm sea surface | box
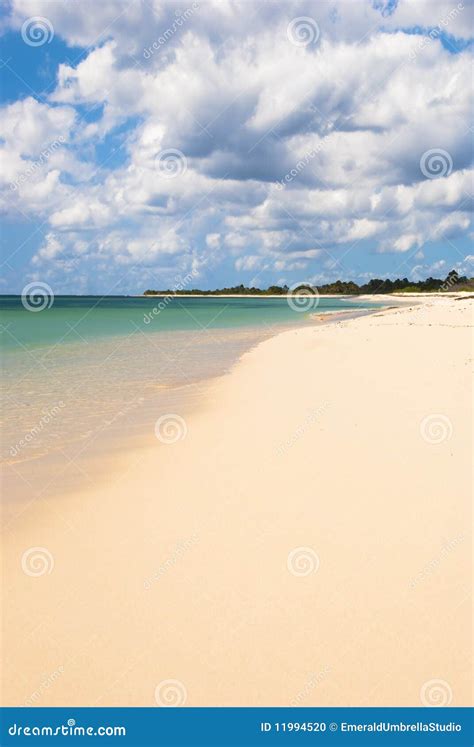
[1,295,381,503]
[0,295,380,350]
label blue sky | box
[0,0,473,293]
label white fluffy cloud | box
[2,0,473,290]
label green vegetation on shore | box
[144,270,472,296]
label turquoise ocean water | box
[0,295,379,351]
[1,295,381,503]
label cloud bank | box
[1,0,473,291]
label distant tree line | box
[144,270,472,296]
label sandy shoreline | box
[138,292,472,298]
[2,297,472,707]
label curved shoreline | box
[2,300,388,508]
[3,296,471,707]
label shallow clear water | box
[0,294,377,351]
[1,295,381,499]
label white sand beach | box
[3,297,472,707]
